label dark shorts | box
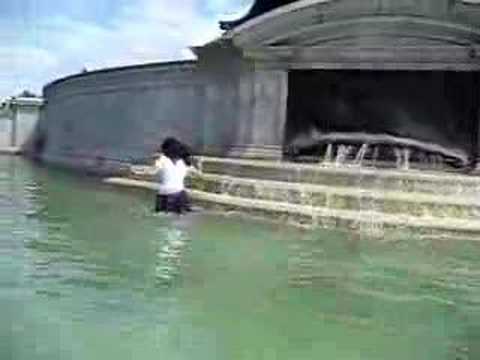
[155,191,191,214]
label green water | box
[1,157,480,360]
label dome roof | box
[220,0,298,30]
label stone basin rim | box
[193,172,480,207]
[198,157,480,184]
[103,177,480,237]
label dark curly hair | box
[161,137,192,166]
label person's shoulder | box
[155,154,170,167]
[176,159,187,168]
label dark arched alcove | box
[285,70,480,170]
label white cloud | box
[0,46,58,70]
[0,0,250,99]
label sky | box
[0,0,251,99]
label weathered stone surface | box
[104,176,480,237]
[102,157,480,237]
[198,157,480,196]
[0,97,43,154]
[36,0,480,172]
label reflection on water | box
[1,157,480,359]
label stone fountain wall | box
[0,97,43,153]
[39,61,203,171]
[36,0,480,173]
[37,52,287,173]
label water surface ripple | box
[1,157,480,359]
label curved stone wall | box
[42,0,480,173]
[39,61,206,172]
[37,47,288,173]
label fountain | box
[335,145,352,167]
[354,144,369,167]
[6,2,480,358]
[29,0,480,237]
[286,130,470,171]
[323,143,333,164]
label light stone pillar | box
[9,97,44,149]
[229,69,288,159]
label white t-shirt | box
[154,155,188,195]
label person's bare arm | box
[188,165,201,175]
[130,156,165,176]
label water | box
[2,157,480,359]
[320,143,447,171]
[354,144,369,166]
[335,145,352,166]
[323,143,333,163]
[302,130,469,166]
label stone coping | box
[198,156,480,185]
[0,147,21,155]
[194,172,480,207]
[103,177,480,236]
[44,60,197,91]
[9,97,44,107]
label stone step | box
[197,157,480,196]
[187,173,480,220]
[0,147,21,155]
[103,177,480,238]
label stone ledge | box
[0,147,22,155]
[198,157,480,197]
[188,172,480,219]
[199,156,480,183]
[192,172,478,205]
[103,176,480,237]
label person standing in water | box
[132,137,197,214]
